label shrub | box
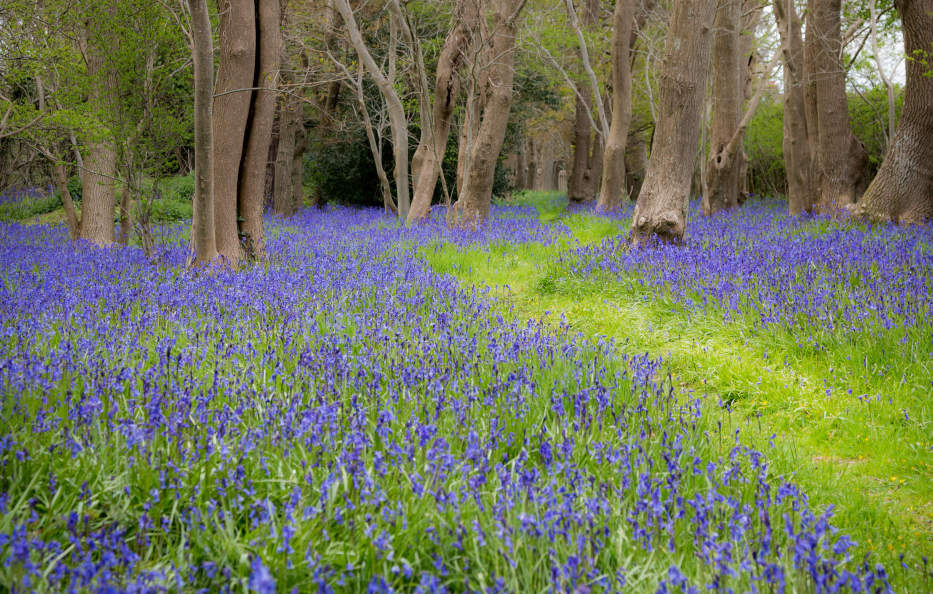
[0,193,63,221]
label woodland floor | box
[423,192,933,573]
[1,191,931,592]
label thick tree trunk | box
[854,0,933,223]
[774,0,814,214]
[238,0,281,260]
[78,37,116,246]
[596,0,634,211]
[213,0,255,263]
[451,0,525,229]
[702,0,743,215]
[630,0,717,243]
[407,0,478,223]
[189,0,218,264]
[806,0,869,215]
[79,142,116,246]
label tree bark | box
[188,0,218,264]
[624,131,648,200]
[630,0,717,243]
[213,0,255,264]
[568,87,595,201]
[774,0,814,214]
[451,0,525,229]
[52,162,80,240]
[335,0,410,220]
[596,0,635,211]
[291,116,305,212]
[702,0,743,215]
[407,0,479,223]
[238,0,281,260]
[273,98,298,216]
[853,0,933,223]
[806,0,870,215]
[78,28,117,247]
[567,0,606,203]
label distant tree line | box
[0,0,929,262]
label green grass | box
[421,194,933,580]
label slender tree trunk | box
[389,0,432,199]
[264,105,280,210]
[273,99,298,216]
[806,0,869,215]
[451,0,526,229]
[869,0,897,141]
[854,0,933,223]
[52,162,80,239]
[407,0,478,223]
[624,131,648,200]
[596,0,635,211]
[568,88,594,201]
[774,0,814,214]
[630,0,717,243]
[117,181,132,245]
[702,0,743,215]
[335,0,410,220]
[291,117,306,212]
[213,0,255,263]
[190,0,218,263]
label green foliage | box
[146,197,192,222]
[744,86,904,196]
[159,174,194,202]
[744,97,785,197]
[849,85,904,168]
[421,201,933,588]
[308,128,385,207]
[0,193,62,221]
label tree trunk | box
[568,88,594,201]
[451,0,525,229]
[78,34,116,247]
[335,0,410,220]
[273,99,298,216]
[806,0,869,215]
[701,0,743,215]
[854,0,933,223]
[188,0,218,264]
[52,162,80,239]
[264,104,281,210]
[567,0,606,203]
[238,0,280,260]
[291,117,306,212]
[624,131,648,200]
[213,0,255,264]
[407,0,478,223]
[596,0,635,211]
[774,0,814,214]
[630,0,717,243]
[79,143,116,246]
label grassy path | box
[421,199,933,583]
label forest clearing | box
[2,0,932,590]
